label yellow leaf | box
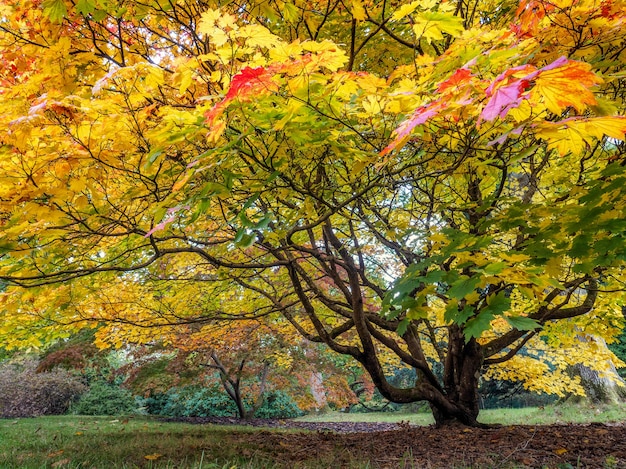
[412,11,464,43]
[178,68,193,96]
[54,160,71,178]
[500,253,530,263]
[576,116,626,141]
[317,48,349,72]
[144,453,163,461]
[350,0,367,21]
[536,116,626,156]
[391,1,421,21]
[553,448,568,455]
[198,9,222,30]
[282,2,300,23]
[239,25,281,48]
[360,95,384,117]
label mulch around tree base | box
[164,417,626,468]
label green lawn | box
[0,415,275,469]
[297,403,626,426]
[1,404,625,468]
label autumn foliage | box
[0,0,625,425]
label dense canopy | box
[0,0,625,425]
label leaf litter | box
[165,417,626,468]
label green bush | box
[0,359,86,417]
[255,390,303,418]
[71,381,141,415]
[143,386,302,418]
[156,386,237,417]
[183,387,238,417]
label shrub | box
[143,386,302,418]
[71,381,141,415]
[146,386,238,417]
[0,359,86,418]
[181,386,237,417]
[255,390,303,418]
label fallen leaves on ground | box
[167,417,626,468]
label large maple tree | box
[1,0,626,426]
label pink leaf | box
[481,79,532,122]
[144,205,189,237]
[540,56,568,72]
[481,57,571,122]
[381,102,444,156]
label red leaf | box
[438,68,473,94]
[205,66,277,126]
[225,66,275,100]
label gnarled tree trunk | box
[432,329,483,427]
[567,335,626,405]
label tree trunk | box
[208,353,249,419]
[432,328,483,427]
[570,363,626,404]
[567,335,626,405]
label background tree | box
[0,0,625,427]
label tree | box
[57,278,360,417]
[0,0,625,427]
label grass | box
[0,415,280,468]
[297,402,626,426]
[1,404,625,468]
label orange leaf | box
[51,459,72,468]
[531,60,601,115]
[438,68,473,94]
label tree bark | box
[431,329,483,427]
[567,335,626,405]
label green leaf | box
[43,0,68,22]
[505,316,541,331]
[396,318,410,336]
[201,182,230,197]
[75,0,96,15]
[189,199,211,223]
[222,170,243,190]
[413,11,464,43]
[447,276,481,299]
[0,240,16,255]
[483,291,511,316]
[482,262,507,275]
[234,229,256,248]
[464,311,495,341]
[237,233,256,248]
[463,291,512,340]
[444,301,475,325]
[91,8,107,21]
[423,269,446,283]
[253,215,272,230]
[148,148,164,164]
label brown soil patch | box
[164,417,626,468]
